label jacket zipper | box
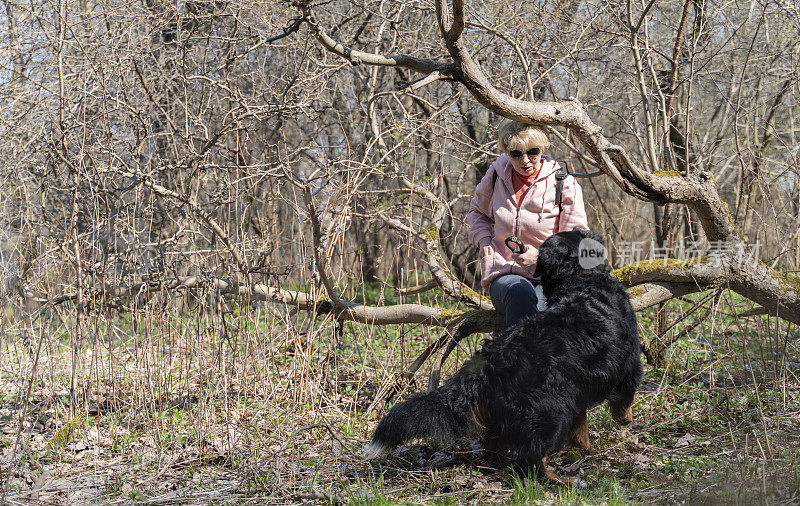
[511,193,521,275]
[510,168,540,274]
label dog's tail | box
[364,355,487,459]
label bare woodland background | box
[3,0,799,309]
[1,0,799,502]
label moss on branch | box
[768,267,800,293]
[652,170,685,177]
[438,307,498,326]
[626,285,648,299]
[611,257,710,285]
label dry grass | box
[1,289,799,504]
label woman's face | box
[507,145,543,177]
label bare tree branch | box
[302,6,453,74]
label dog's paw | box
[542,468,573,487]
[362,442,389,460]
[608,401,634,425]
[610,410,634,425]
[568,437,594,452]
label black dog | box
[364,229,642,482]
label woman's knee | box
[504,279,537,303]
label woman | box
[468,121,589,326]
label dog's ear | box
[535,232,573,277]
[561,231,583,257]
[574,227,606,248]
[532,261,543,278]
[533,234,560,277]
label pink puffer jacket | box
[468,154,589,291]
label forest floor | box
[1,287,799,504]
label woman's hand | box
[511,247,538,269]
[478,237,493,258]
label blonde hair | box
[497,120,550,153]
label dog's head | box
[533,228,609,291]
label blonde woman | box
[468,121,589,326]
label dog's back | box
[508,271,641,407]
[544,272,641,404]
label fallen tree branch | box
[423,225,494,310]
[369,314,498,411]
[19,275,489,327]
[612,258,726,287]
[614,257,800,324]
[428,318,483,390]
[20,258,790,330]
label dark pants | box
[489,274,540,327]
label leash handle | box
[505,236,526,254]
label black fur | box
[365,229,643,478]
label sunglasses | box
[508,146,543,159]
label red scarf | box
[511,165,541,206]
